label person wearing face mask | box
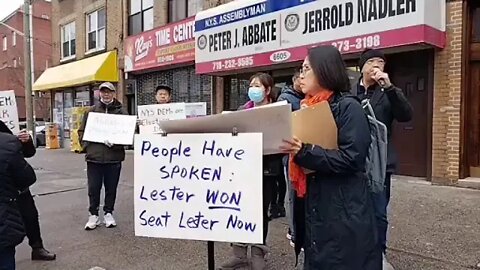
[78,82,128,231]
[352,48,412,269]
[219,73,282,270]
[280,45,381,270]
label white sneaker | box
[383,254,395,270]
[104,213,117,228]
[85,215,100,230]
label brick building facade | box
[34,0,126,140]
[0,0,52,120]
[123,0,212,114]
[432,1,464,184]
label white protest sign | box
[134,133,263,243]
[185,102,207,118]
[83,112,137,145]
[138,103,187,134]
[157,103,292,155]
[0,90,19,134]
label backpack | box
[361,99,388,194]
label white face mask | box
[100,98,114,105]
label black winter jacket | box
[0,133,37,248]
[352,80,413,172]
[0,120,36,158]
[78,100,128,163]
[293,94,381,270]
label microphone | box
[373,67,386,87]
[378,78,386,87]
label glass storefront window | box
[63,91,74,138]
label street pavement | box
[14,149,480,270]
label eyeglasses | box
[300,65,311,75]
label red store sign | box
[124,17,195,73]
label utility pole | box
[23,0,35,141]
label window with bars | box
[168,0,203,22]
[135,66,212,114]
[129,0,154,36]
[61,22,76,59]
[86,8,106,51]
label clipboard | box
[292,101,338,149]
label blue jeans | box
[372,173,392,253]
[0,247,15,270]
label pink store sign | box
[194,0,446,74]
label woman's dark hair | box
[307,45,351,93]
[249,72,275,100]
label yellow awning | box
[33,51,119,91]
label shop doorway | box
[463,0,480,177]
[387,50,432,177]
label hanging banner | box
[125,17,196,72]
[0,90,20,134]
[134,133,263,243]
[194,0,446,74]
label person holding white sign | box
[219,73,283,270]
[78,82,128,230]
[280,46,381,269]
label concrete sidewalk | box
[14,149,480,270]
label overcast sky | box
[0,0,23,21]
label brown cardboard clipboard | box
[292,101,338,150]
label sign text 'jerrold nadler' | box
[194,0,446,73]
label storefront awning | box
[33,50,118,91]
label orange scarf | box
[289,91,334,198]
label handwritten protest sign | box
[138,103,187,133]
[0,90,19,133]
[82,112,137,145]
[134,133,263,243]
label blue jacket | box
[277,85,304,112]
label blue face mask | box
[248,87,265,103]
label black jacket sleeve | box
[22,138,36,158]
[5,136,37,191]
[293,99,371,175]
[385,85,413,122]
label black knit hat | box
[359,48,386,70]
